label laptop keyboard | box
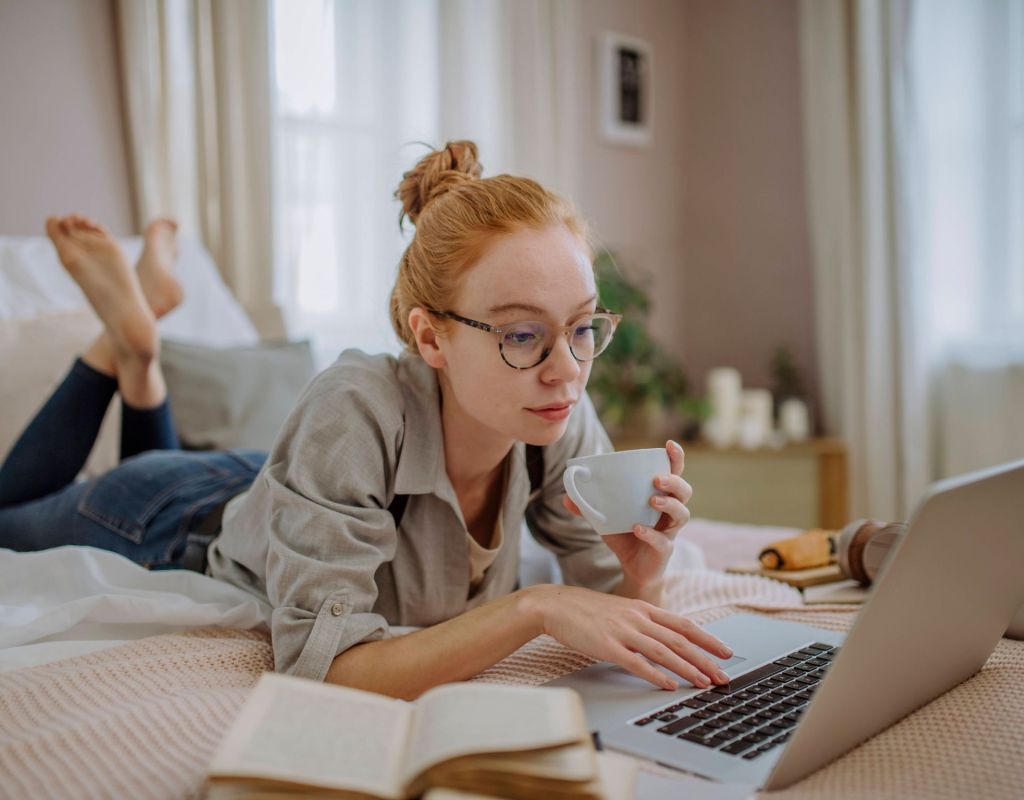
[631,642,839,760]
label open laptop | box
[548,458,1024,790]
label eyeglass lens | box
[499,316,614,368]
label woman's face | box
[434,223,598,447]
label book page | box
[403,684,588,785]
[433,741,596,782]
[208,673,410,799]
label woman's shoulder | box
[315,348,402,390]
[281,348,435,440]
[277,349,405,440]
[304,348,424,407]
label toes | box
[69,214,105,235]
[45,216,63,240]
[65,215,88,235]
[70,213,97,227]
[146,217,179,237]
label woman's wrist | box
[614,574,665,606]
[514,584,553,638]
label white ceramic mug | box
[562,448,670,535]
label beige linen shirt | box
[206,349,622,682]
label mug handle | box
[563,465,607,527]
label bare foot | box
[137,218,184,318]
[46,215,159,362]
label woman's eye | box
[507,331,540,345]
[574,325,597,336]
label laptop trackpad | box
[710,653,748,670]
[565,652,750,697]
[653,653,748,681]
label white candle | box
[738,389,773,449]
[704,367,742,447]
[780,397,810,442]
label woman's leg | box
[117,217,185,460]
[0,449,265,571]
[0,358,118,507]
[45,214,186,462]
[0,216,266,572]
[71,215,182,402]
[0,216,185,508]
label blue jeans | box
[0,358,266,571]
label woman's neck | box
[438,380,513,497]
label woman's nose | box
[541,333,581,382]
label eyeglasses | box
[428,308,622,369]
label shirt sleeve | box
[524,392,624,593]
[229,354,404,681]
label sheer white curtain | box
[116,0,280,338]
[906,0,1024,478]
[269,0,580,368]
[116,0,579,359]
[800,0,1024,520]
[269,0,438,365]
[799,0,924,521]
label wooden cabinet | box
[611,436,849,530]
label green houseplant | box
[588,251,708,439]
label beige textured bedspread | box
[1,570,1022,800]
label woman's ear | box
[408,308,446,369]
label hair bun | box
[396,140,483,227]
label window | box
[1006,0,1024,324]
[912,0,1024,359]
[269,0,440,367]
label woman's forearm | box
[324,585,548,700]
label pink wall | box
[0,0,134,235]
[574,0,689,370]
[680,0,818,414]
[573,0,818,419]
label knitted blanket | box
[1,570,1022,800]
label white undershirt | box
[467,516,503,592]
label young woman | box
[0,141,731,699]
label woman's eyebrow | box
[488,295,597,316]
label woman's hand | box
[525,584,731,691]
[563,440,693,590]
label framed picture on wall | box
[598,32,654,148]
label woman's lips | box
[528,403,573,422]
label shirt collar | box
[393,351,445,496]
[391,353,534,513]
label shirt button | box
[330,602,344,616]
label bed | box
[2,519,1022,800]
[1,238,1021,799]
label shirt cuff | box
[274,589,390,682]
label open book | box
[205,672,621,800]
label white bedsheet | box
[0,545,270,673]
[0,518,789,675]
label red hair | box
[390,140,591,349]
